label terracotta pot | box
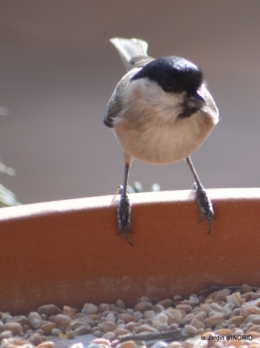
[1,188,260,314]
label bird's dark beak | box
[194,89,205,102]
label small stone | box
[67,330,76,339]
[114,328,131,336]
[36,342,55,348]
[195,311,207,321]
[143,310,155,320]
[81,303,98,315]
[204,313,224,326]
[168,343,181,348]
[0,331,12,341]
[226,292,245,307]
[29,332,42,346]
[153,304,165,314]
[124,322,135,332]
[168,323,179,331]
[99,304,110,312]
[71,320,91,330]
[222,303,235,319]
[175,304,192,313]
[157,299,174,309]
[181,313,195,325]
[70,344,84,348]
[155,323,169,332]
[41,314,48,320]
[213,289,231,302]
[106,312,116,323]
[173,295,183,301]
[151,341,168,348]
[0,321,4,334]
[4,322,23,335]
[153,313,168,325]
[166,309,182,324]
[51,328,62,336]
[241,284,253,293]
[118,314,136,323]
[101,321,117,333]
[63,306,76,319]
[111,339,120,348]
[74,324,92,335]
[1,314,12,324]
[135,324,158,333]
[242,306,260,317]
[209,302,223,312]
[140,296,151,303]
[55,314,71,327]
[1,338,32,347]
[134,302,153,313]
[190,317,205,330]
[214,328,232,336]
[93,330,103,337]
[116,340,136,348]
[227,315,244,326]
[116,300,126,310]
[89,344,104,348]
[103,332,116,340]
[200,304,212,315]
[90,338,111,346]
[37,304,62,316]
[184,324,197,335]
[6,316,28,326]
[35,328,44,335]
[133,312,142,321]
[28,312,42,329]
[47,315,56,323]
[246,315,260,325]
[41,322,56,335]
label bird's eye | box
[162,83,172,92]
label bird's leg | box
[186,156,214,233]
[117,152,133,245]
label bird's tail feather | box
[110,37,148,71]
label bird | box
[103,37,219,245]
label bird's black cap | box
[131,56,204,95]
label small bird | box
[103,37,219,245]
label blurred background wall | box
[0,0,259,205]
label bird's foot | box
[193,183,214,233]
[117,188,133,245]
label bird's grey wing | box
[103,78,128,128]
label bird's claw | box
[117,194,133,245]
[193,182,214,233]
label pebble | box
[157,299,174,309]
[36,342,55,348]
[101,321,117,333]
[41,322,56,334]
[28,311,42,329]
[4,322,23,335]
[54,313,71,327]
[63,305,77,318]
[74,324,92,335]
[2,284,260,348]
[29,332,42,346]
[116,340,136,348]
[134,302,153,313]
[37,304,62,316]
[81,303,98,315]
[116,300,126,309]
[0,321,4,333]
[0,330,12,341]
